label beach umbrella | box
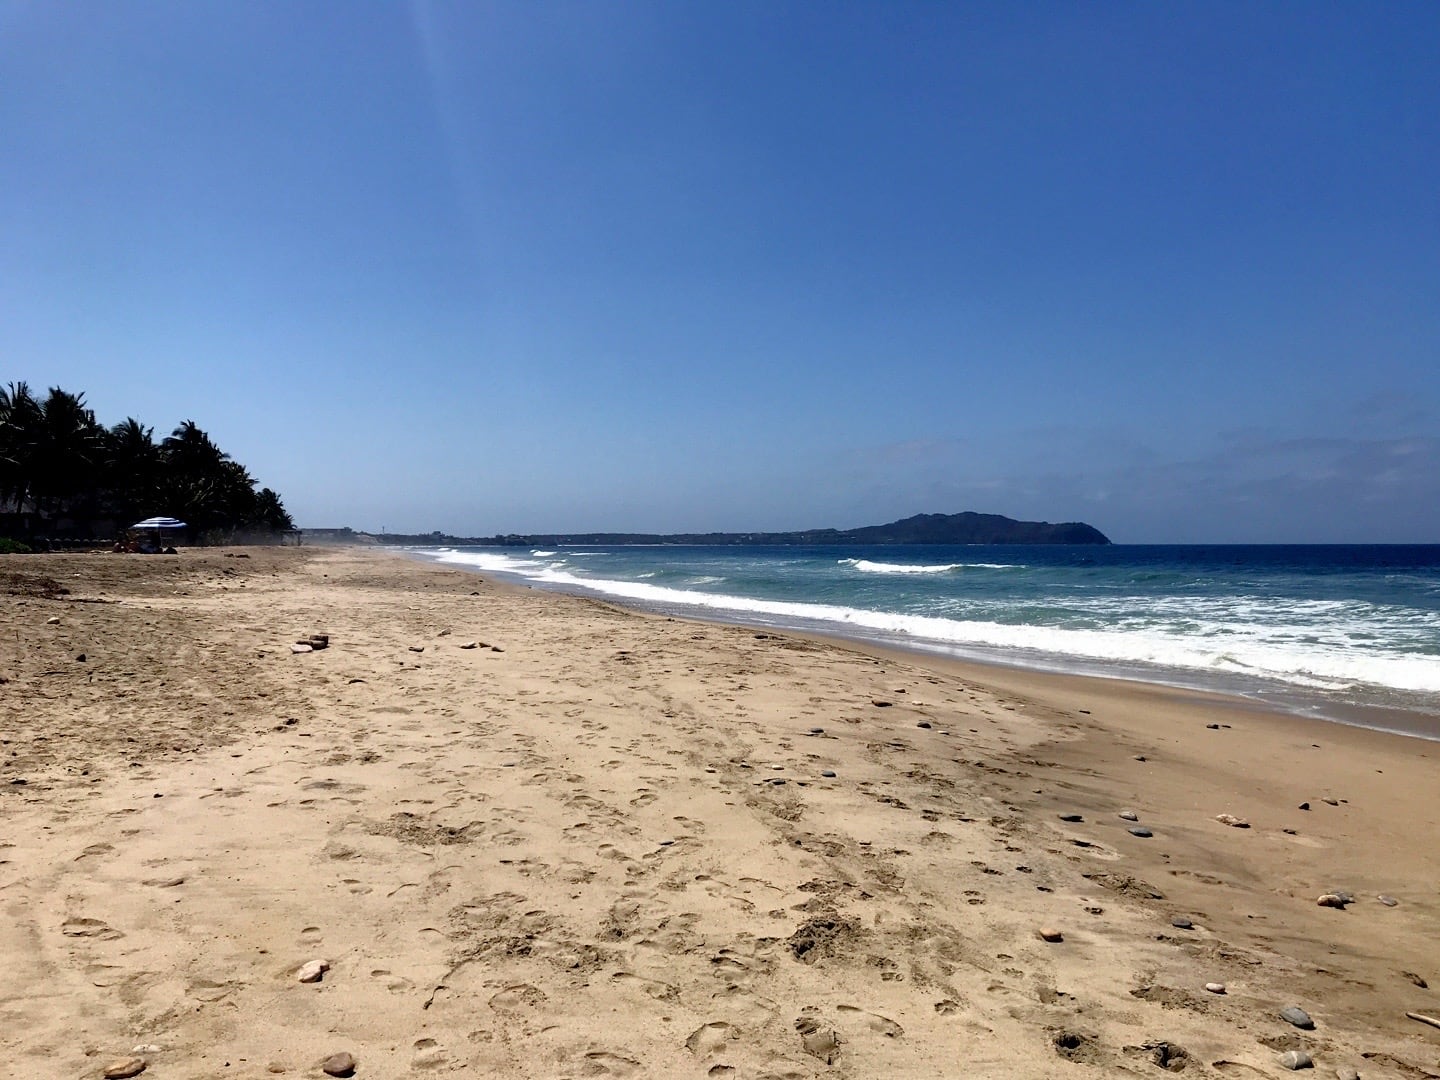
[132,516,188,530]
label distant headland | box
[320,512,1111,547]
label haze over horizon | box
[4,3,1438,544]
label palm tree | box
[105,417,161,524]
[253,487,295,532]
[30,387,104,522]
[0,381,41,514]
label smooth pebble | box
[1118,810,1139,821]
[1128,826,1153,837]
[297,958,329,983]
[104,1061,147,1080]
[1278,1049,1313,1070]
[322,1051,357,1077]
[1280,1005,1315,1029]
[1171,916,1194,930]
[1204,982,1226,994]
[1038,927,1063,942]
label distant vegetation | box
[0,382,293,544]
[365,512,1111,547]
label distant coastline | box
[316,512,1111,547]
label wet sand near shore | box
[2,546,1437,1079]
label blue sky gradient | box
[3,2,1438,541]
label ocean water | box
[413,544,1440,733]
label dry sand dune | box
[2,546,1437,1079]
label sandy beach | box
[3,545,1437,1079]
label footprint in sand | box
[837,1004,904,1037]
[685,1021,737,1056]
[611,971,678,1001]
[411,1037,450,1069]
[369,968,415,993]
[489,983,547,1010]
[582,1050,641,1076]
[62,917,122,941]
[186,977,236,1002]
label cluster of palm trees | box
[0,382,294,542]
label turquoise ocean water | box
[413,544,1440,735]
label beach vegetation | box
[0,381,293,543]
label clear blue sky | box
[3,1,1438,542]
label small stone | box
[75,653,86,662]
[1378,895,1398,906]
[131,1045,162,1055]
[1215,813,1251,828]
[459,642,479,649]
[1403,970,1427,988]
[916,721,932,729]
[1335,1068,1360,1080]
[104,1060,147,1079]
[1133,755,1147,761]
[1322,797,1339,806]
[820,770,836,778]
[409,646,425,653]
[1280,1005,1315,1029]
[46,616,59,624]
[290,643,313,654]
[321,1051,357,1077]
[490,645,505,653]
[808,727,824,734]
[871,699,892,707]
[1277,1049,1313,1070]
[1299,802,1311,810]
[1204,982,1226,994]
[297,958,329,983]
[1118,810,1139,821]
[1316,893,1348,909]
[1171,916,1194,930]
[1057,813,1084,823]
[1128,826,1153,837]
[1206,723,1221,729]
[1038,927,1063,942]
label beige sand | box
[2,546,1437,1079]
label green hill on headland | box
[371,512,1110,547]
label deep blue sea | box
[414,544,1440,733]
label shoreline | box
[4,544,1437,1078]
[409,548,1440,742]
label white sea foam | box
[840,558,1019,574]
[426,549,1440,695]
[531,550,557,557]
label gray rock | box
[1334,1067,1360,1080]
[322,1052,357,1077]
[1280,1005,1315,1029]
[1204,982,1226,994]
[1128,826,1154,837]
[1058,813,1084,822]
[821,770,836,778]
[1118,810,1139,821]
[297,958,329,983]
[1278,1049,1313,1070]
[1171,916,1194,930]
[1378,894,1399,906]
